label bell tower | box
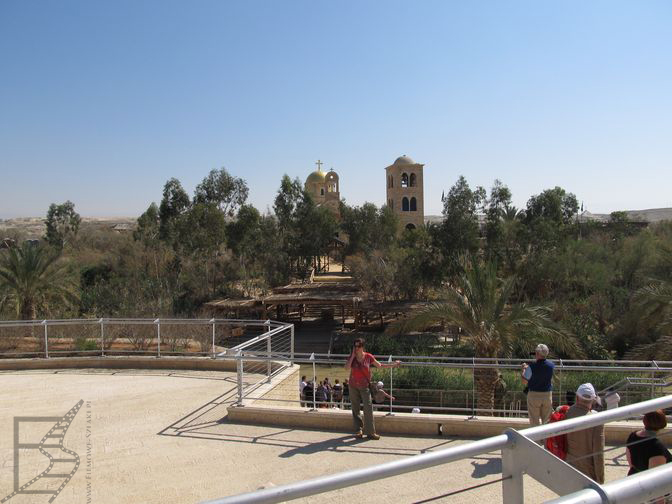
[385,155,424,230]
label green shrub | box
[75,339,98,351]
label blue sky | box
[1,1,670,218]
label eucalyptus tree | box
[44,200,81,249]
[194,167,249,217]
[159,178,190,242]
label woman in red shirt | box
[345,338,400,440]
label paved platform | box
[0,370,632,503]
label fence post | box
[470,357,476,418]
[100,318,105,357]
[266,320,272,382]
[42,320,49,359]
[290,324,295,366]
[211,318,216,358]
[155,319,161,358]
[388,355,394,416]
[558,359,563,408]
[236,350,244,406]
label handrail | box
[201,395,672,504]
[222,351,672,373]
[546,463,672,504]
[0,318,292,328]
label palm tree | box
[387,259,580,414]
[0,242,79,319]
[624,281,672,360]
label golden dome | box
[306,170,326,184]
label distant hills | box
[426,207,672,226]
[0,217,137,240]
[2,207,671,241]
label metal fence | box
[202,395,672,504]
[225,351,672,416]
[0,318,293,360]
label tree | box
[340,202,398,258]
[292,195,338,274]
[349,251,398,302]
[273,175,304,237]
[227,204,262,259]
[387,259,578,413]
[159,178,190,242]
[0,242,78,319]
[484,180,513,261]
[623,281,672,359]
[44,200,81,248]
[524,187,579,225]
[438,176,485,269]
[395,226,443,300]
[194,167,249,216]
[174,203,228,295]
[134,203,160,246]
[522,187,579,250]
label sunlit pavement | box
[0,370,630,504]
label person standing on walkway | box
[565,383,605,483]
[522,343,555,426]
[345,338,400,440]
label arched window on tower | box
[410,173,417,187]
[405,223,416,231]
[402,197,409,211]
[389,175,393,188]
[401,173,409,188]
[320,188,325,196]
[410,197,417,211]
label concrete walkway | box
[0,370,631,503]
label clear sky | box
[1,1,670,219]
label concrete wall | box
[0,356,240,372]
[227,404,672,446]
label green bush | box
[371,366,473,390]
[75,339,98,351]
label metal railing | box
[0,318,293,360]
[202,395,672,504]
[223,351,672,414]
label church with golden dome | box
[304,160,342,218]
[304,156,425,231]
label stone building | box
[304,160,341,218]
[385,155,425,230]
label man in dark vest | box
[522,343,555,426]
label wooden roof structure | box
[359,300,434,313]
[263,291,362,306]
[203,298,264,310]
[271,281,358,294]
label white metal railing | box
[222,351,672,414]
[201,395,672,504]
[0,317,293,360]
